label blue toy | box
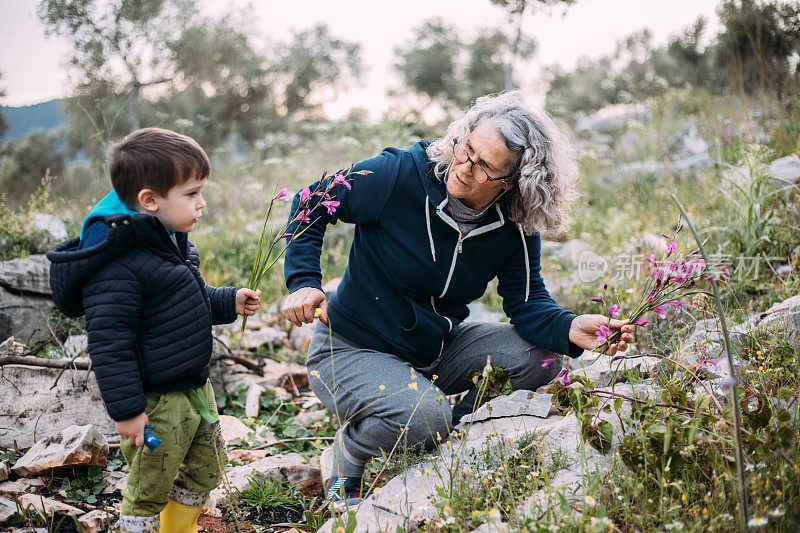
[143,425,161,451]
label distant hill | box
[1,99,67,141]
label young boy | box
[47,127,260,533]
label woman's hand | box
[282,287,327,327]
[569,314,635,356]
[117,412,148,447]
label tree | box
[489,0,576,90]
[0,70,8,140]
[393,18,462,106]
[269,24,363,118]
[713,0,800,93]
[38,1,363,160]
[393,20,535,111]
[37,0,194,132]
[0,131,67,202]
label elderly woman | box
[282,91,634,504]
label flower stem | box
[671,193,748,531]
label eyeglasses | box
[452,137,514,184]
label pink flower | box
[608,304,621,319]
[321,200,340,215]
[645,252,657,266]
[557,368,570,386]
[670,300,689,314]
[273,187,289,200]
[595,324,612,342]
[654,305,669,319]
[665,240,678,256]
[611,354,627,362]
[299,187,311,203]
[541,356,558,369]
[697,357,723,370]
[294,207,311,223]
[278,232,294,239]
[652,267,665,280]
[590,296,604,303]
[332,173,352,190]
[633,318,651,326]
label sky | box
[0,0,723,115]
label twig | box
[0,355,91,370]
[250,436,334,450]
[224,354,264,375]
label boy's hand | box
[236,288,261,316]
[117,412,148,447]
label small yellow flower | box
[315,439,322,445]
[314,308,323,318]
[436,431,442,442]
[443,505,452,515]
[425,468,430,475]
[585,495,596,507]
[681,494,687,503]
[408,382,418,390]
[483,477,489,485]
[471,510,481,517]
[374,487,381,493]
[379,384,386,391]
[702,507,708,515]
[489,508,500,518]
[336,527,344,533]
[432,374,439,381]
[310,370,319,377]
[415,470,422,477]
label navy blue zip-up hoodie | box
[284,141,581,368]
[47,213,237,421]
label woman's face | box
[446,119,519,210]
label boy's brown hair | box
[109,127,210,208]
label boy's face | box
[141,176,207,233]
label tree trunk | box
[505,7,526,91]
[128,82,140,130]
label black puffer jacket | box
[47,213,236,421]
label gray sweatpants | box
[306,321,563,477]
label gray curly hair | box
[426,91,580,237]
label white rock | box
[576,103,651,133]
[0,365,115,448]
[0,462,8,482]
[239,327,287,350]
[208,452,320,507]
[768,154,800,182]
[12,425,108,478]
[63,335,88,358]
[219,415,252,444]
[0,496,16,526]
[17,493,85,517]
[78,509,115,533]
[26,214,68,242]
[245,383,265,418]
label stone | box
[239,327,287,350]
[667,123,708,157]
[228,449,274,463]
[318,502,405,533]
[0,255,51,295]
[295,410,328,425]
[17,493,85,517]
[0,478,45,496]
[12,425,108,477]
[575,103,650,133]
[63,334,88,358]
[465,301,504,323]
[0,364,116,449]
[321,277,341,296]
[768,153,800,183]
[219,415,252,444]
[0,462,8,482]
[101,471,127,494]
[25,214,68,243]
[78,509,115,533]
[0,496,16,525]
[289,321,316,353]
[0,258,56,342]
[458,390,554,425]
[245,383,265,418]
[208,453,320,507]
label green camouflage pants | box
[120,379,226,516]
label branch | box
[0,355,90,370]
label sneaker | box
[324,475,363,507]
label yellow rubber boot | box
[158,498,203,533]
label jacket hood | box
[79,190,139,240]
[47,213,185,317]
